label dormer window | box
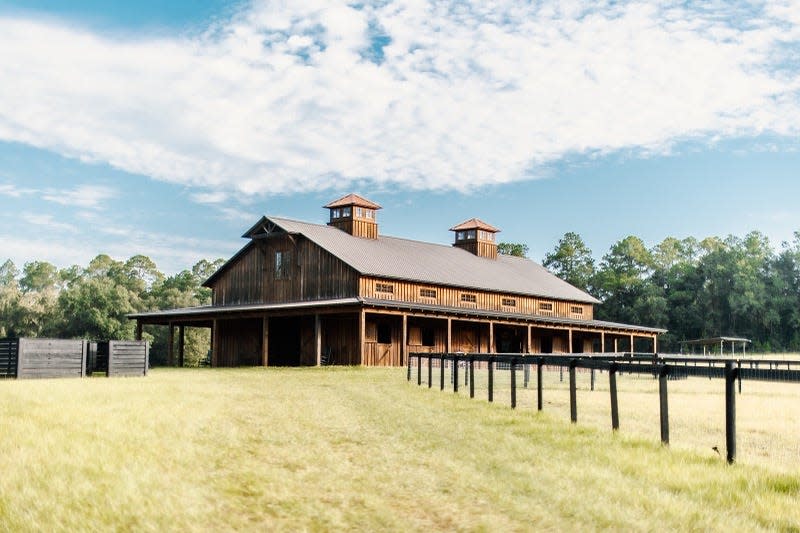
[342,207,351,217]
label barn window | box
[539,302,553,312]
[571,306,584,315]
[460,293,477,304]
[377,323,392,344]
[376,282,394,294]
[274,250,292,279]
[342,207,351,217]
[420,288,437,299]
[331,208,341,219]
[421,328,435,347]
[365,209,374,219]
[502,298,516,307]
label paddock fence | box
[0,338,149,380]
[408,352,800,465]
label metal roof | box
[449,218,500,232]
[241,216,600,304]
[680,337,752,345]
[129,298,361,321]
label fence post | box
[510,357,517,409]
[590,367,595,391]
[725,361,737,464]
[488,358,494,403]
[453,354,459,394]
[537,359,543,411]
[407,354,412,382]
[659,365,670,446]
[469,356,475,398]
[609,362,619,431]
[737,360,742,395]
[524,362,530,388]
[569,359,577,423]
[440,354,445,391]
[417,355,422,386]
[428,356,432,388]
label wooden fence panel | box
[17,338,86,379]
[108,340,149,377]
[0,339,19,378]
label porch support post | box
[135,321,143,341]
[601,331,605,354]
[653,334,658,354]
[527,325,532,354]
[178,325,185,367]
[315,314,322,366]
[568,328,573,354]
[262,316,269,367]
[489,321,494,353]
[446,318,452,354]
[359,309,366,365]
[630,334,635,354]
[167,321,175,367]
[614,337,618,353]
[401,314,408,366]
[211,318,219,367]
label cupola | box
[450,218,500,259]
[324,193,382,239]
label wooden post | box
[489,322,494,353]
[440,354,445,391]
[630,334,635,354]
[427,355,432,388]
[167,322,175,367]
[268,316,269,366]
[568,329,574,354]
[659,365,670,446]
[737,360,742,394]
[523,361,530,388]
[417,355,422,385]
[211,318,219,368]
[653,335,658,354]
[315,314,322,366]
[569,359,577,423]
[407,350,412,381]
[488,358,494,402]
[614,338,619,353]
[453,354,459,393]
[359,310,366,365]
[537,359,543,411]
[600,331,605,353]
[527,325,532,354]
[178,325,185,367]
[725,361,737,464]
[469,356,475,398]
[81,339,88,378]
[609,363,619,431]
[510,357,517,409]
[590,367,595,391]
[446,318,452,354]
[401,314,408,367]
[135,321,143,341]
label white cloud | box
[0,1,798,196]
[20,213,77,233]
[41,184,117,209]
[0,183,36,197]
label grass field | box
[1,367,799,531]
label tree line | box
[1,229,798,361]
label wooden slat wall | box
[321,315,359,365]
[108,341,149,377]
[212,237,359,306]
[217,319,263,367]
[360,277,593,320]
[17,338,85,379]
[0,339,18,378]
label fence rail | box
[407,352,800,465]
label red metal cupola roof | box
[323,194,382,210]
[449,218,500,233]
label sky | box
[0,0,799,274]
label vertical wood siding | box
[360,277,593,320]
[211,236,359,306]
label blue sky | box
[0,1,799,274]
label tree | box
[593,236,656,325]
[542,232,595,293]
[497,242,529,257]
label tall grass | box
[0,368,799,531]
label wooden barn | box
[130,194,665,367]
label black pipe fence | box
[407,352,800,465]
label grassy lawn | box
[1,367,799,531]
